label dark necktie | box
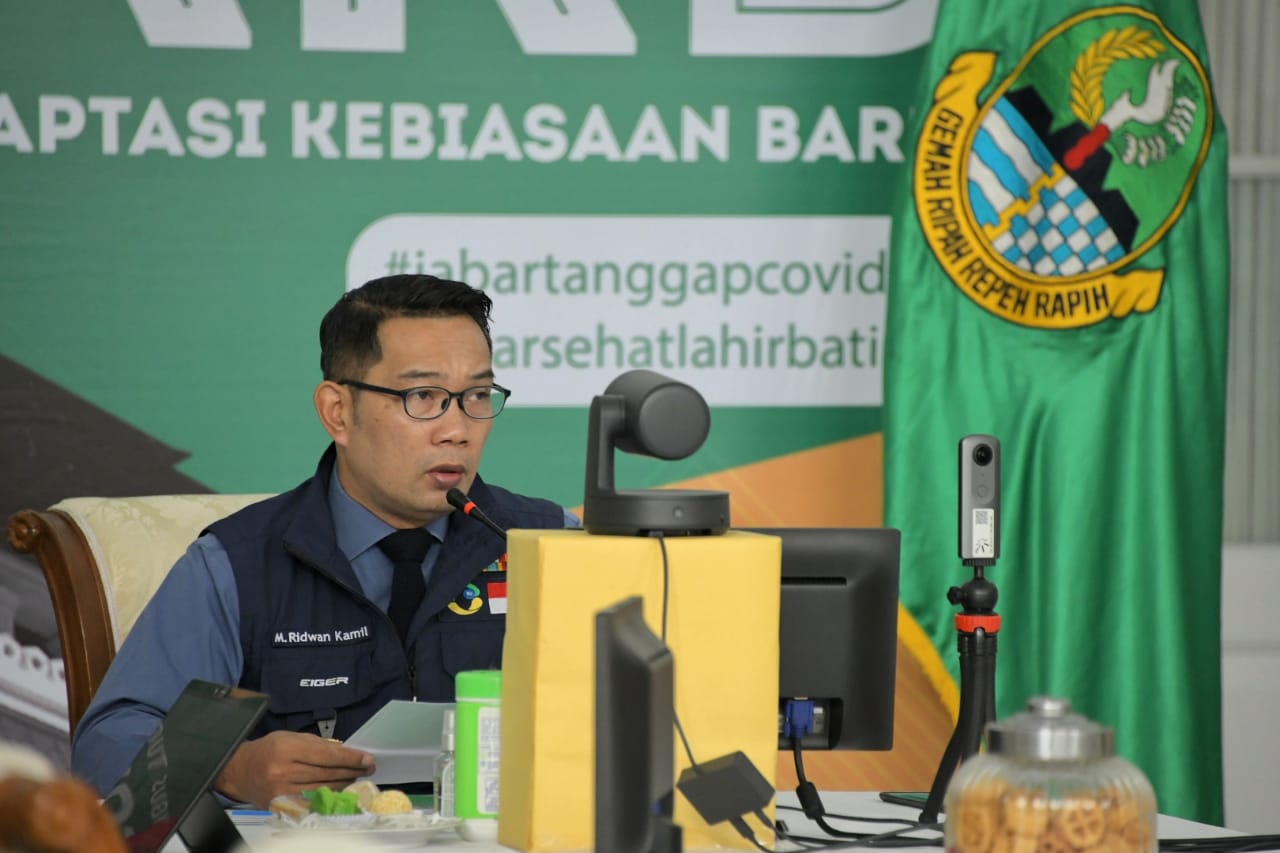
[377,528,434,646]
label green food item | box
[302,786,361,816]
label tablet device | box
[101,679,268,853]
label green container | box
[454,669,502,841]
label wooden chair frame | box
[7,508,118,735]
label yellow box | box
[499,529,781,852]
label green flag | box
[884,2,1228,823]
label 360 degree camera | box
[959,434,1000,564]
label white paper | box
[344,700,453,785]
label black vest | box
[207,446,566,740]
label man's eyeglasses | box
[339,380,511,421]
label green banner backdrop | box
[1,0,932,506]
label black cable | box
[778,813,943,849]
[780,828,944,849]
[793,741,876,839]
[774,818,852,850]
[1159,837,1280,853]
[792,736,821,816]
[776,804,920,825]
[731,810,842,852]
[1221,840,1280,853]
[673,711,698,770]
[814,812,887,839]
[776,829,836,850]
[651,530,700,773]
[730,817,777,852]
[791,742,938,843]
[653,529,671,641]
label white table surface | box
[186,790,1241,852]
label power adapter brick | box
[676,751,773,826]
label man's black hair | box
[319,274,494,381]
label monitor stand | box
[651,815,683,853]
[176,791,244,853]
[652,791,683,853]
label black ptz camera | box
[582,369,730,536]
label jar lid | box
[986,696,1114,761]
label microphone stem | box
[446,488,507,541]
[471,512,507,540]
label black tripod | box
[918,564,1000,825]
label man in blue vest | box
[71,275,578,807]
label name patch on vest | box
[272,624,371,646]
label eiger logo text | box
[123,0,936,57]
[299,677,350,687]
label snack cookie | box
[950,783,1155,853]
[1002,788,1050,837]
[953,799,998,853]
[1055,798,1107,848]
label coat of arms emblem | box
[914,5,1215,329]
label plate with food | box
[268,781,460,847]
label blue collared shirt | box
[328,469,453,609]
[71,472,576,796]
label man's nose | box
[430,399,471,441]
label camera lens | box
[973,444,993,466]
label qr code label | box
[972,509,994,557]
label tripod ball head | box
[948,576,998,612]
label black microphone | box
[446,488,507,541]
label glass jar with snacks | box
[944,696,1157,853]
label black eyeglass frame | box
[338,379,512,421]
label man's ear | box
[314,381,352,445]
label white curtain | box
[1201,0,1280,541]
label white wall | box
[1221,543,1280,832]
[1198,0,1280,829]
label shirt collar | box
[328,465,450,561]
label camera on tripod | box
[909,434,1005,824]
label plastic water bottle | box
[433,708,456,818]
[454,670,501,842]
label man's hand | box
[214,731,376,808]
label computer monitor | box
[101,679,268,853]
[594,596,682,853]
[746,527,901,751]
